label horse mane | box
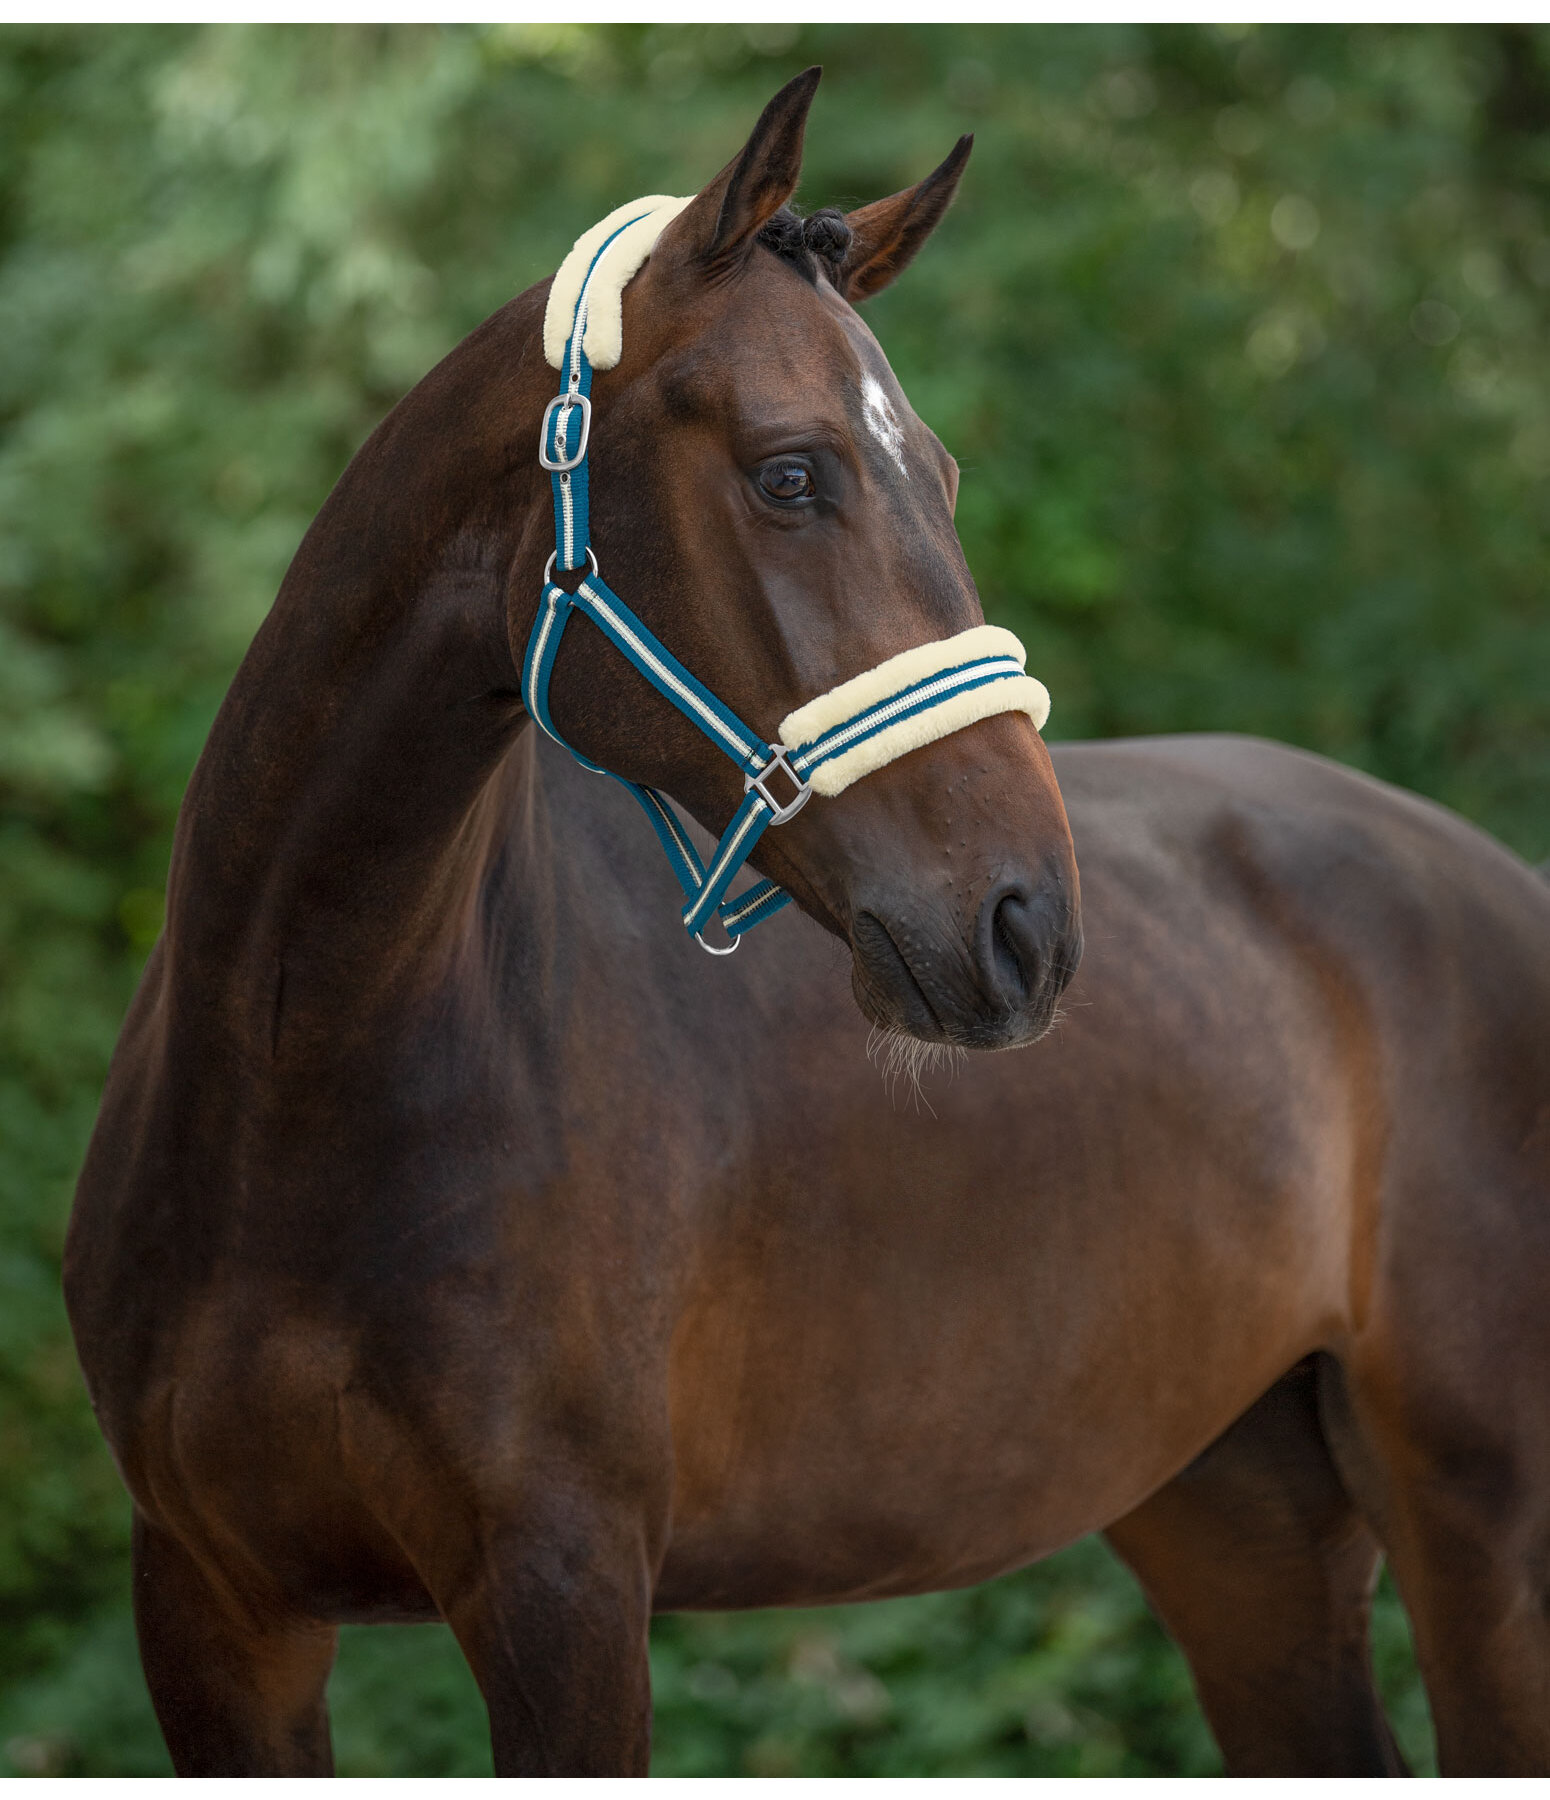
[756,205,853,286]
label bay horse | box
[65,69,1550,1776]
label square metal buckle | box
[538,393,591,472]
[743,746,812,825]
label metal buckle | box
[538,392,592,472]
[743,746,812,825]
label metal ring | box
[694,927,740,957]
[543,547,599,587]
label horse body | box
[65,70,1550,1776]
[71,721,1550,1770]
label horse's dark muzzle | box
[849,869,1082,1052]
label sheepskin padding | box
[779,625,1051,799]
[542,195,693,372]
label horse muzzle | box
[848,866,1083,1051]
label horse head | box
[516,68,1081,1050]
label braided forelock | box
[756,205,853,285]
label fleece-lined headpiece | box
[527,195,1054,952]
[542,195,692,372]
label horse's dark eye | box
[757,459,816,504]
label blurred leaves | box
[2,19,1544,1774]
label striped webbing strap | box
[525,200,1048,953]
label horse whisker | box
[866,1024,966,1116]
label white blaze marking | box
[861,373,908,479]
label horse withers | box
[65,71,1550,1775]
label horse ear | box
[658,66,821,278]
[835,135,973,303]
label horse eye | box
[757,459,817,504]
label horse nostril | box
[979,882,1077,1013]
[986,888,1038,1006]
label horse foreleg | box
[431,1492,656,1776]
[1105,1358,1405,1775]
[133,1509,337,1775]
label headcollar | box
[524,199,1050,953]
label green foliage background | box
[4,19,1548,1775]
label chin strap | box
[525,197,1050,955]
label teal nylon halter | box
[522,209,1039,954]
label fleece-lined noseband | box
[523,196,1051,954]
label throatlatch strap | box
[528,195,1052,950]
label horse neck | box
[161,293,561,1048]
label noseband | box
[523,197,1051,955]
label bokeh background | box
[4,20,1549,1776]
